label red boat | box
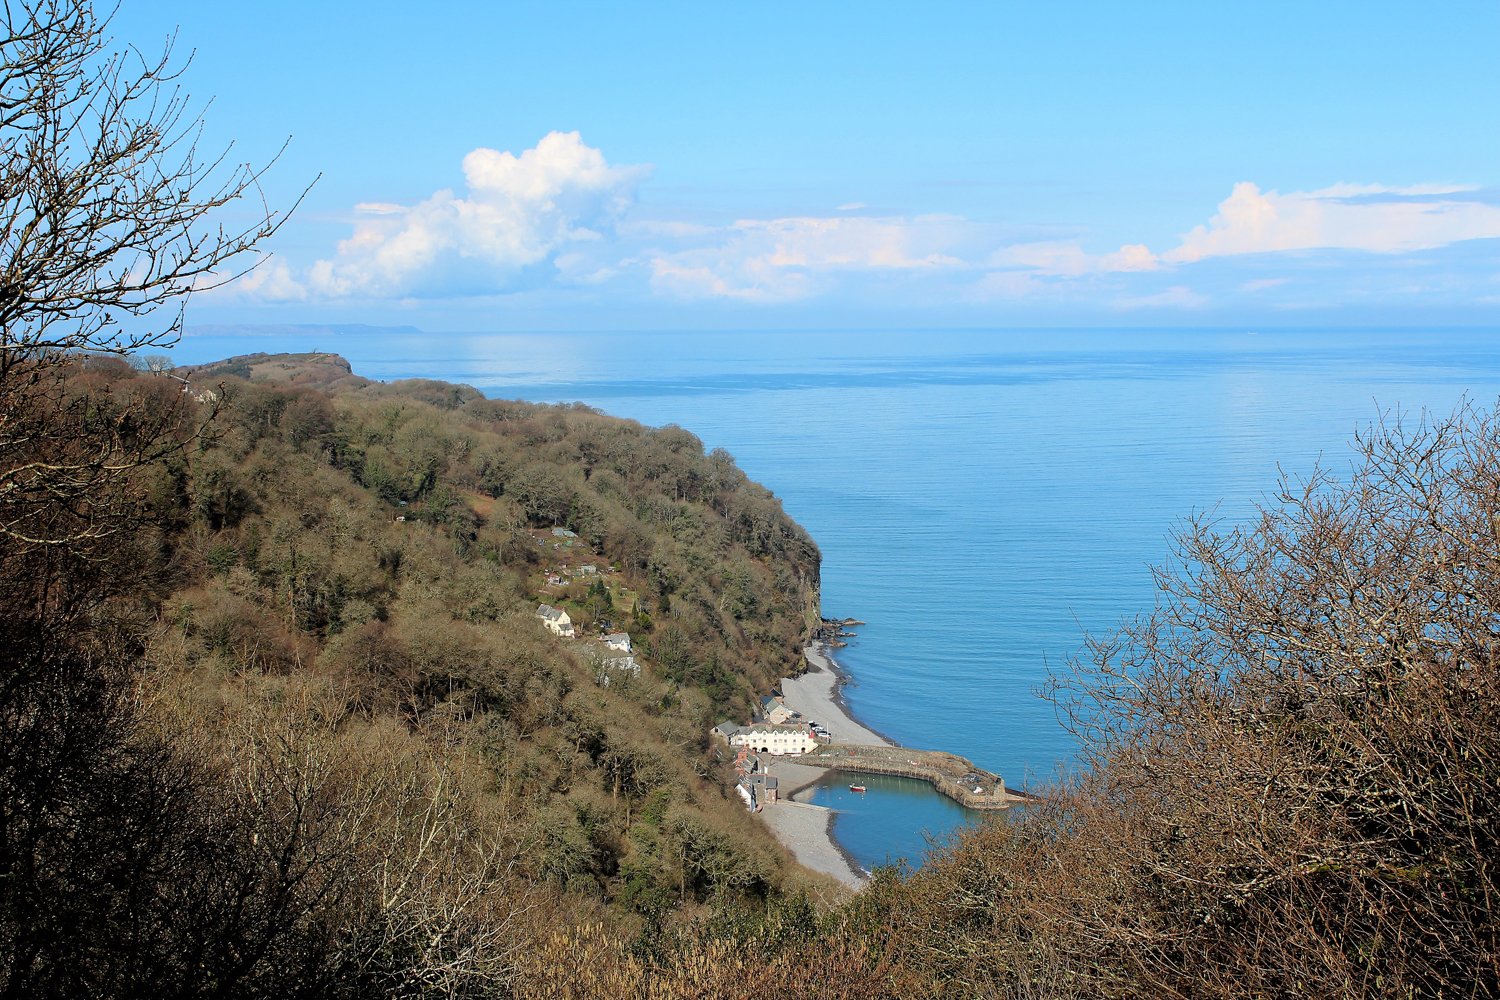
[848,784,867,793]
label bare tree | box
[0,0,299,551]
[0,0,292,362]
[832,403,1500,999]
[1031,401,1500,996]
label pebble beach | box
[752,643,893,887]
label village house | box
[729,723,819,756]
[603,632,631,652]
[536,604,576,638]
[741,772,778,806]
[758,695,799,725]
[710,721,740,741]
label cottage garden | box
[532,527,645,685]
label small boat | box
[848,784,867,793]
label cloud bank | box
[1164,182,1500,263]
[648,215,972,301]
[217,133,1500,317]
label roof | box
[711,721,740,737]
[735,723,811,736]
[551,527,578,537]
[604,632,630,643]
[760,695,782,709]
[537,604,568,622]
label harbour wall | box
[801,745,1027,811]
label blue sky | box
[118,1,1500,329]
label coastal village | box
[525,550,1027,884]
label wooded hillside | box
[1,350,843,997]
[11,364,1500,999]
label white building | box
[536,604,575,638]
[729,723,819,756]
[603,632,631,652]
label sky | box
[113,1,1500,331]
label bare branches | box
[0,0,296,366]
[1030,399,1500,994]
[0,0,297,552]
[0,356,213,556]
[860,401,1500,998]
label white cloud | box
[1314,182,1479,197]
[215,138,1500,317]
[307,131,648,298]
[1164,181,1500,263]
[210,256,308,302]
[649,215,971,301]
[1099,243,1160,272]
[648,217,1169,301]
[623,220,717,238]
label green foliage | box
[2,348,841,996]
[205,542,238,575]
[148,356,822,927]
[618,859,675,917]
[639,787,672,826]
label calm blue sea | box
[174,327,1500,872]
[796,770,981,875]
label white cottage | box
[536,604,576,638]
[594,653,638,686]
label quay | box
[799,744,1028,810]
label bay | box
[175,326,1500,870]
[794,770,982,876]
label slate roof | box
[735,723,810,736]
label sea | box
[174,326,1500,873]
